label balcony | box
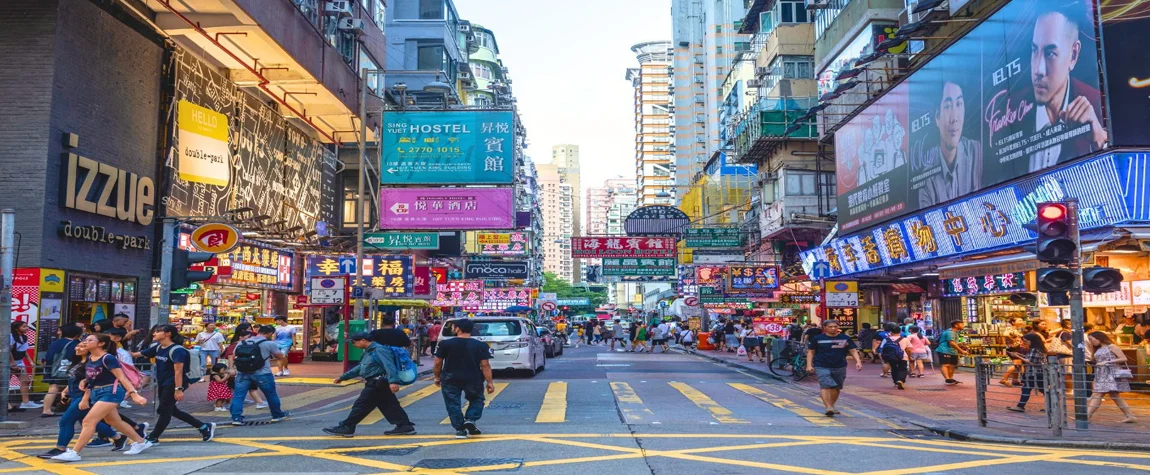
[732,96,818,163]
[814,0,905,70]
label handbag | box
[736,345,747,356]
[1047,336,1073,356]
[1115,365,1134,380]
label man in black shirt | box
[433,319,494,439]
[371,316,411,348]
[805,320,863,417]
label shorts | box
[743,337,761,347]
[910,351,931,362]
[90,385,127,404]
[43,376,69,386]
[653,339,667,345]
[938,353,959,366]
[814,367,847,390]
[277,341,292,353]
[615,337,625,341]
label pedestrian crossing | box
[346,380,897,429]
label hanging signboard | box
[380,188,514,230]
[309,276,346,305]
[684,227,742,248]
[699,286,752,309]
[570,237,676,258]
[380,110,515,184]
[469,288,532,312]
[942,272,1028,297]
[463,261,530,280]
[464,231,530,256]
[601,258,677,276]
[726,265,781,292]
[363,232,440,250]
[624,206,691,236]
[432,280,485,307]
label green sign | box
[601,258,677,276]
[364,232,440,250]
[699,286,751,309]
[684,227,742,248]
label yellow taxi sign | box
[190,223,241,253]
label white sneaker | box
[244,399,255,404]
[214,407,227,412]
[256,403,269,409]
[281,369,290,376]
[124,440,153,455]
[50,449,81,462]
[20,401,43,409]
[120,400,132,409]
[274,371,284,377]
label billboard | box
[379,188,514,230]
[432,280,485,307]
[463,261,529,280]
[836,0,1106,231]
[726,265,781,292]
[601,258,677,276]
[570,237,677,258]
[804,152,1141,279]
[464,231,530,256]
[1100,1,1150,147]
[381,111,515,184]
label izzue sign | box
[464,261,529,280]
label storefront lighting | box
[1103,244,1143,254]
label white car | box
[439,317,547,376]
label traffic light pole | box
[1067,201,1088,429]
[158,218,176,326]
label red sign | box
[684,296,699,306]
[430,267,448,285]
[541,301,557,311]
[294,295,309,308]
[570,237,676,258]
[413,266,432,295]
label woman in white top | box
[739,322,764,363]
[9,321,41,410]
[195,323,227,369]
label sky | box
[452,0,672,196]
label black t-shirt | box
[434,337,491,385]
[141,343,189,387]
[787,325,803,340]
[803,327,822,340]
[807,333,858,369]
[85,353,121,387]
[371,328,411,348]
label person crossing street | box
[434,319,496,439]
[324,333,416,437]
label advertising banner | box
[684,227,742,248]
[943,272,1028,297]
[464,231,530,256]
[570,237,677,258]
[601,258,677,276]
[432,280,485,307]
[805,152,1139,279]
[624,206,691,236]
[836,0,1106,231]
[413,266,432,296]
[305,255,413,297]
[678,265,698,296]
[363,232,440,250]
[177,100,230,186]
[463,261,530,280]
[1101,1,1150,147]
[726,265,781,292]
[468,288,532,312]
[381,111,515,184]
[699,286,751,309]
[184,233,295,291]
[380,188,514,230]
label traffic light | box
[1082,266,1123,293]
[171,249,215,290]
[1036,267,1075,292]
[1031,202,1076,264]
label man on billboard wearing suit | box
[1026,7,1106,173]
[918,80,982,208]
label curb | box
[909,421,1150,452]
[674,347,788,383]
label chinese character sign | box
[726,266,780,292]
[469,288,532,312]
[380,188,514,230]
[432,280,485,307]
[467,231,530,256]
[601,258,677,276]
[370,256,414,297]
[381,111,515,184]
[213,240,294,291]
[942,272,1027,297]
[571,237,677,258]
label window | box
[780,55,814,79]
[418,0,444,19]
[783,171,835,196]
[371,0,385,26]
[417,43,445,70]
[779,0,810,23]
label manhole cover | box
[488,403,525,409]
[234,420,276,426]
[410,458,524,471]
[915,388,948,392]
[349,447,419,456]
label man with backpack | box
[133,325,215,443]
[434,318,495,439]
[229,325,289,425]
[323,332,416,437]
[879,322,912,390]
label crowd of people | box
[567,317,695,353]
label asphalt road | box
[2,344,1148,474]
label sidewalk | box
[682,345,1150,451]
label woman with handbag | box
[1086,332,1136,423]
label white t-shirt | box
[739,328,756,339]
[197,331,226,352]
[656,323,670,339]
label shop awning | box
[937,228,1121,279]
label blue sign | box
[802,153,1146,279]
[306,255,415,297]
[810,262,831,280]
[338,257,357,275]
[352,286,365,298]
[381,111,515,184]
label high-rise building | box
[551,145,582,282]
[585,178,634,237]
[538,163,575,284]
[627,41,675,207]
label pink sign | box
[380,188,514,230]
[432,280,485,307]
[570,237,677,258]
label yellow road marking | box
[728,383,844,427]
[192,385,356,417]
[1058,457,1150,471]
[362,383,440,425]
[668,381,749,424]
[440,382,509,424]
[848,441,1023,459]
[857,453,1059,475]
[535,381,568,423]
[224,437,414,473]
[0,445,96,475]
[661,451,853,475]
[610,382,656,422]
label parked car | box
[536,328,564,358]
[439,316,547,376]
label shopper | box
[857,323,878,363]
[223,323,266,408]
[229,325,290,425]
[1086,332,1136,423]
[371,316,413,349]
[324,332,416,437]
[636,322,650,353]
[41,324,83,417]
[105,328,141,409]
[879,322,911,390]
[428,319,443,355]
[433,318,495,439]
[131,325,215,443]
[723,320,738,352]
[936,320,969,385]
[805,320,863,416]
[50,334,151,462]
[592,323,602,345]
[8,321,40,411]
[739,323,763,363]
[273,316,296,376]
[194,323,227,369]
[906,326,930,378]
[1007,330,1048,413]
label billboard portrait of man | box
[917,79,982,207]
[1026,6,1106,173]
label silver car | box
[439,317,547,376]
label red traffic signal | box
[1039,203,1066,221]
[1030,202,1076,264]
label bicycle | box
[769,341,810,382]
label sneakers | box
[323,425,355,438]
[462,421,481,436]
[50,449,82,462]
[384,425,417,436]
[120,400,132,409]
[281,369,290,376]
[274,371,284,377]
[895,381,905,390]
[454,429,469,439]
[244,399,255,404]
[944,379,960,386]
[112,436,128,452]
[200,423,216,442]
[270,412,290,423]
[255,402,269,409]
[230,420,245,426]
[1006,405,1025,413]
[87,438,113,448]
[124,440,153,455]
[19,401,43,409]
[214,407,228,412]
[37,448,66,459]
[135,423,150,439]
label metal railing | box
[975,355,1149,437]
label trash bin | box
[337,320,368,362]
[696,331,714,350]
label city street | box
[2,344,1148,475]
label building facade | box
[627,41,677,207]
[538,163,575,283]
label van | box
[439,317,547,376]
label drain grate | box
[350,447,420,456]
[410,458,524,471]
[487,403,524,409]
[234,420,277,426]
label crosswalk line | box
[727,383,844,427]
[668,381,749,424]
[535,381,568,423]
[440,382,510,424]
[610,382,656,423]
[361,383,441,425]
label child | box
[206,363,233,412]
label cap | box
[350,331,372,341]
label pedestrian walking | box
[371,316,413,348]
[857,323,878,363]
[805,320,863,417]
[273,316,296,376]
[936,320,969,386]
[428,319,443,355]
[207,364,233,412]
[628,321,640,352]
[653,321,671,353]
[9,321,41,411]
[681,327,695,349]
[1007,331,1048,413]
[879,323,911,390]
[433,318,495,439]
[610,319,626,351]
[229,325,290,425]
[41,324,83,417]
[324,332,417,437]
[131,325,215,444]
[1086,332,1136,423]
[723,321,738,352]
[223,324,266,408]
[194,323,227,369]
[105,328,141,409]
[50,334,152,462]
[739,323,763,362]
[636,322,650,353]
[592,323,602,345]
[906,326,930,378]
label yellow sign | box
[191,223,241,253]
[477,233,511,245]
[177,100,230,186]
[40,269,65,293]
[826,281,858,293]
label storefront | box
[939,271,1036,367]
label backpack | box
[107,354,143,388]
[169,346,203,385]
[880,336,905,362]
[51,340,77,380]
[233,340,266,373]
[387,346,418,385]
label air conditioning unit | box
[459,23,471,33]
[755,67,770,76]
[325,0,353,17]
[747,79,762,88]
[338,18,365,33]
[459,70,472,80]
